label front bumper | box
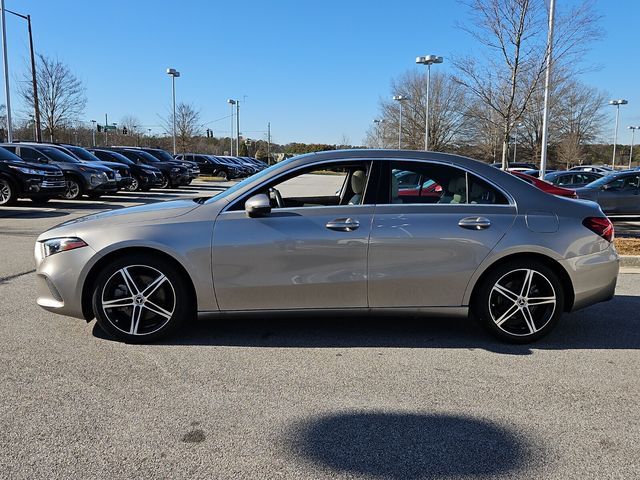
[88,179,119,194]
[19,174,66,197]
[560,244,619,311]
[35,241,97,320]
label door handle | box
[458,216,491,230]
[326,218,360,232]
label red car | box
[510,171,577,199]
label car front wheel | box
[126,175,140,191]
[0,178,17,205]
[473,260,564,343]
[92,254,194,343]
[63,177,83,200]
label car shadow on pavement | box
[93,294,640,354]
[0,208,68,219]
[284,411,541,479]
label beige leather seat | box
[348,170,367,205]
[440,177,467,204]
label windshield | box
[37,146,80,163]
[67,146,102,163]
[206,157,297,203]
[94,150,135,166]
[123,149,159,163]
[586,175,618,188]
[145,149,174,162]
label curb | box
[620,255,640,268]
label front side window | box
[387,161,508,205]
[230,161,372,211]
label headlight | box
[90,172,108,185]
[41,237,88,257]
[8,165,47,175]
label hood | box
[6,159,62,172]
[81,159,127,171]
[79,161,115,173]
[39,199,202,240]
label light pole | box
[227,99,236,155]
[166,68,180,154]
[539,0,556,176]
[0,0,12,142]
[629,126,639,169]
[5,8,41,142]
[415,55,443,151]
[513,122,523,163]
[393,95,409,149]
[373,119,386,148]
[90,119,96,147]
[609,99,628,169]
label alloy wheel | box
[64,179,81,200]
[488,268,556,337]
[160,175,170,189]
[127,177,139,191]
[0,179,12,205]
[100,265,176,336]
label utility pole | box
[104,113,108,145]
[236,101,240,155]
[91,120,96,147]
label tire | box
[126,175,140,192]
[219,170,229,181]
[0,177,17,205]
[160,174,171,189]
[473,260,565,343]
[63,177,83,200]
[30,196,51,204]
[91,253,194,343]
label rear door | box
[368,160,516,308]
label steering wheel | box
[269,187,284,208]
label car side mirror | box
[245,193,271,218]
[37,157,48,163]
[601,184,610,191]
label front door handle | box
[326,218,360,232]
[458,216,491,230]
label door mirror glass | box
[245,194,271,217]
[37,157,48,163]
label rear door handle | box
[326,218,360,232]
[458,216,491,230]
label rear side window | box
[386,161,508,205]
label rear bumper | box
[560,245,619,312]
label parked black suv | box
[52,144,134,190]
[88,149,164,191]
[0,147,65,205]
[135,147,200,182]
[1,143,118,200]
[109,148,189,188]
[175,153,242,180]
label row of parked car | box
[0,142,268,205]
[495,163,640,214]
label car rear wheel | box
[218,170,228,181]
[473,260,564,343]
[63,177,83,200]
[92,254,194,343]
[0,178,17,205]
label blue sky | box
[2,0,639,145]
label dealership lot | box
[1,180,639,479]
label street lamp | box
[373,119,386,148]
[166,68,180,154]
[227,99,237,155]
[392,95,409,149]
[415,55,443,151]
[512,122,523,163]
[609,99,628,169]
[629,126,639,169]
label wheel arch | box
[468,252,575,312]
[81,246,197,321]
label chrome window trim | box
[220,158,376,214]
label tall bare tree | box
[162,102,202,152]
[19,54,86,142]
[364,71,473,150]
[454,0,602,168]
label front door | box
[368,160,517,308]
[212,160,376,311]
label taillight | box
[570,191,578,199]
[582,217,614,242]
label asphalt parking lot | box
[1,180,639,479]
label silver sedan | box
[34,150,619,343]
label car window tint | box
[623,175,640,189]
[557,174,573,186]
[387,161,507,205]
[20,147,40,162]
